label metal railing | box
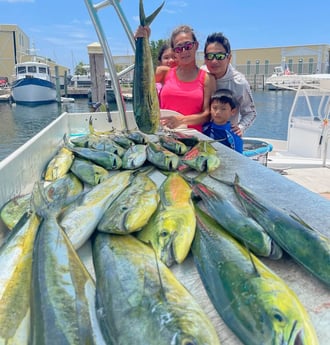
[84,0,136,130]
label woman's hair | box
[170,25,197,48]
[204,32,231,54]
[157,42,171,63]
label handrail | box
[323,131,330,167]
[107,0,136,52]
[84,0,132,130]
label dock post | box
[88,42,106,105]
[55,65,61,102]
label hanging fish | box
[133,0,164,134]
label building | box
[0,24,30,79]
[0,24,69,84]
[112,44,330,90]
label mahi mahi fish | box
[232,174,330,287]
[192,181,283,258]
[97,171,159,234]
[192,205,319,345]
[137,172,195,266]
[0,211,40,344]
[133,0,164,134]
[92,233,220,345]
[30,182,106,345]
[60,170,133,249]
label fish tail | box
[140,0,165,26]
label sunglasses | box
[205,52,229,61]
[173,41,196,54]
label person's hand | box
[134,25,151,39]
[160,114,182,129]
[231,124,243,137]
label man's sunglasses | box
[173,41,196,54]
[205,52,229,61]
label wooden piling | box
[88,42,106,104]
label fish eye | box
[160,230,168,237]
[273,311,284,323]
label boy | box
[203,89,243,153]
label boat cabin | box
[14,62,52,81]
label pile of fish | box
[0,126,329,345]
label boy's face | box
[210,100,236,125]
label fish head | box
[164,156,179,171]
[250,279,319,345]
[122,144,147,169]
[206,154,221,172]
[152,207,195,267]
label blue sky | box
[1,0,329,73]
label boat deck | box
[249,137,330,199]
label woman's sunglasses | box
[173,41,196,54]
[205,52,229,61]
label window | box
[247,60,251,75]
[17,66,26,74]
[28,66,37,73]
[308,58,314,74]
[298,58,303,74]
[255,60,260,74]
[265,60,269,75]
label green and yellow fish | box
[44,146,74,181]
[233,173,330,287]
[138,172,195,266]
[0,211,40,344]
[97,172,159,234]
[192,205,319,345]
[92,233,220,345]
[133,0,164,134]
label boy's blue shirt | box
[202,121,243,153]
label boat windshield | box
[39,66,48,74]
[28,66,37,73]
[17,66,26,74]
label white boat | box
[11,61,57,105]
[246,79,330,170]
[265,66,330,91]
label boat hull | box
[11,77,56,105]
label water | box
[244,90,295,140]
[0,90,295,161]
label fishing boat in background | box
[11,60,57,105]
[266,65,330,91]
[247,78,330,169]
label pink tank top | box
[160,68,207,132]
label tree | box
[74,62,88,75]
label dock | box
[0,89,11,103]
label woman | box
[157,25,216,132]
[136,25,216,132]
[203,32,257,136]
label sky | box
[1,0,330,73]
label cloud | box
[167,1,188,8]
